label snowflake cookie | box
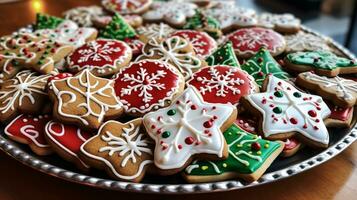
[242,75,331,147]
[102,0,153,15]
[187,65,258,105]
[184,124,284,183]
[0,70,49,122]
[67,39,132,77]
[80,118,153,182]
[170,30,217,58]
[143,86,237,174]
[226,27,286,58]
[45,121,92,170]
[136,36,206,80]
[63,6,106,27]
[136,23,176,43]
[257,13,301,34]
[5,114,52,155]
[143,1,198,27]
[205,42,240,67]
[114,60,185,116]
[296,72,357,108]
[49,69,124,130]
[284,32,331,53]
[284,51,357,77]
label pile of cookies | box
[0,0,356,183]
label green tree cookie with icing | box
[35,13,65,30]
[183,9,222,39]
[184,124,283,183]
[99,13,136,41]
[241,48,291,86]
[206,42,240,67]
[285,51,357,77]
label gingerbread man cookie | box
[5,114,52,155]
[143,86,237,175]
[187,65,258,105]
[205,42,240,67]
[80,118,153,182]
[102,0,152,15]
[226,27,286,59]
[114,60,185,116]
[67,39,132,77]
[258,13,301,34]
[63,6,106,27]
[49,69,124,130]
[136,23,175,43]
[284,32,331,53]
[99,13,137,41]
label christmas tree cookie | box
[284,51,357,77]
[35,13,65,30]
[99,13,137,40]
[205,42,240,67]
[184,124,284,183]
[241,48,291,86]
[183,9,222,39]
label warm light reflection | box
[31,0,44,13]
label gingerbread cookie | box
[136,36,206,80]
[114,60,185,116]
[241,75,331,147]
[296,72,357,108]
[284,31,331,53]
[136,23,175,43]
[241,48,291,86]
[226,27,286,59]
[5,114,52,155]
[99,13,137,41]
[67,39,132,77]
[80,118,153,182]
[205,42,240,67]
[187,65,258,105]
[63,6,106,27]
[184,124,284,183]
[183,9,222,39]
[102,0,152,14]
[258,13,301,34]
[0,71,49,122]
[47,72,73,91]
[282,137,302,157]
[285,51,357,77]
[143,1,198,28]
[49,69,124,130]
[143,86,237,175]
[325,104,354,128]
[45,121,92,170]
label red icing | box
[4,114,51,148]
[124,37,144,58]
[170,30,217,58]
[48,73,73,85]
[283,137,300,151]
[188,65,255,105]
[328,104,353,121]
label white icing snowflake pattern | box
[234,29,274,49]
[77,41,121,63]
[137,23,175,41]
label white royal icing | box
[137,23,175,40]
[258,13,301,30]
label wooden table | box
[0,1,356,199]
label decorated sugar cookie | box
[258,13,301,34]
[325,104,354,128]
[184,124,284,183]
[187,65,258,105]
[205,42,240,67]
[0,71,49,122]
[241,48,291,86]
[183,9,222,39]
[242,75,331,147]
[47,72,73,90]
[143,1,197,27]
[123,37,144,58]
[99,13,137,41]
[170,30,217,58]
[226,27,286,58]
[296,72,357,108]
[123,14,143,28]
[137,36,206,80]
[285,51,357,77]
[284,31,331,53]
[102,0,152,14]
[136,23,175,43]
[143,86,237,174]
[282,137,302,157]
[49,69,124,130]
[45,121,92,170]
[67,39,132,77]
[114,60,185,116]
[80,118,153,182]
[5,114,52,155]
[63,6,106,27]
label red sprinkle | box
[191,104,197,110]
[251,142,261,151]
[290,117,298,124]
[185,137,194,145]
[203,121,213,128]
[308,110,317,117]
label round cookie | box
[67,39,132,77]
[226,27,286,59]
[102,0,152,14]
[123,37,144,58]
[136,23,175,43]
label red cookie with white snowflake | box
[67,39,132,77]
[226,27,286,59]
[114,60,185,116]
[102,0,152,14]
[187,65,258,105]
[4,114,52,156]
[170,30,217,58]
[45,121,92,170]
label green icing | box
[206,42,240,67]
[99,13,136,40]
[241,48,291,86]
[183,9,222,39]
[35,13,64,30]
[185,124,282,175]
[286,51,356,70]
